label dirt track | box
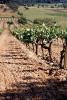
[0,22,67,100]
[0,22,49,99]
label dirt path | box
[0,22,67,100]
[0,22,49,99]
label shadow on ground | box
[0,78,67,100]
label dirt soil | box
[0,22,67,100]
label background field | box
[0,4,67,28]
[18,6,67,28]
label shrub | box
[17,11,23,16]
[37,4,40,8]
[31,4,35,6]
[11,16,15,19]
[7,20,13,25]
[50,6,54,8]
[24,6,29,10]
[41,4,44,8]
[63,3,67,8]
[18,16,27,25]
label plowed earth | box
[0,22,67,100]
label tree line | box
[0,0,66,4]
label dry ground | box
[0,22,48,99]
[0,21,66,100]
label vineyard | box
[0,3,67,100]
[0,19,66,100]
[11,23,67,69]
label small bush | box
[24,6,29,10]
[31,4,35,6]
[63,3,67,8]
[11,16,15,18]
[33,19,42,24]
[41,4,44,8]
[17,11,23,16]
[7,20,13,26]
[18,16,27,25]
[37,4,40,8]
[50,6,54,8]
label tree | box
[64,33,67,69]
[59,29,67,69]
